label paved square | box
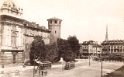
[0,59,123,77]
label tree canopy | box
[67,36,80,57]
[29,35,80,64]
[57,38,75,62]
[30,36,46,64]
[30,36,59,64]
[45,43,59,63]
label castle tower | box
[47,17,62,44]
[105,25,108,41]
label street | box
[0,59,123,77]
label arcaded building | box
[0,0,62,64]
[101,26,124,56]
[101,40,124,56]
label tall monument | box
[105,25,108,41]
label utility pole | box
[101,50,103,77]
[89,53,90,66]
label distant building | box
[0,0,62,63]
[80,40,102,58]
[101,40,124,56]
[101,25,124,56]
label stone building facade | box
[101,26,124,56]
[80,40,102,58]
[101,40,124,56]
[0,0,62,64]
[47,17,62,44]
[23,22,51,61]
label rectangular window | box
[11,32,17,48]
[11,26,17,48]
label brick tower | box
[47,17,62,44]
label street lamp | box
[101,50,103,77]
[89,53,90,66]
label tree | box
[45,43,59,63]
[67,36,80,57]
[57,38,75,62]
[30,36,46,64]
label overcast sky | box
[1,0,124,43]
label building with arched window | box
[0,0,62,64]
[101,40,124,56]
[101,26,124,56]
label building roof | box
[1,0,23,14]
[25,21,51,33]
[81,40,102,47]
[82,40,96,45]
[0,15,51,33]
[47,17,62,21]
[101,40,124,45]
[2,0,16,8]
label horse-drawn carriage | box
[33,59,52,77]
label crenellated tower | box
[47,17,62,44]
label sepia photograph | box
[0,0,124,77]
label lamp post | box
[89,53,90,66]
[101,50,103,77]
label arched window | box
[55,20,57,24]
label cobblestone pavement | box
[0,59,123,77]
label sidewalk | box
[0,62,64,74]
[0,65,33,74]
